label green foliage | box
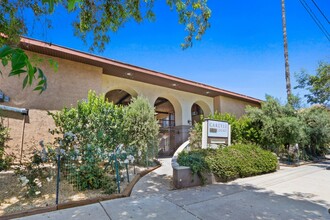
[49,91,125,191]
[124,96,159,165]
[100,175,117,194]
[48,92,158,191]
[189,96,330,159]
[177,144,278,183]
[298,106,330,156]
[295,62,330,105]
[246,96,303,152]
[1,0,210,91]
[177,149,213,184]
[247,95,330,158]
[206,144,277,182]
[50,91,125,152]
[0,118,12,171]
[189,112,261,149]
[189,122,203,149]
[15,151,50,197]
[0,45,49,92]
[235,116,261,145]
[1,0,211,52]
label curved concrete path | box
[131,157,173,197]
[15,159,330,220]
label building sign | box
[202,119,231,149]
[207,120,229,138]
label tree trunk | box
[281,0,292,103]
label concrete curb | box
[280,158,329,167]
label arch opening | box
[191,103,204,125]
[154,97,176,155]
[105,89,133,106]
[154,97,175,127]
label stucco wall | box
[0,52,103,159]
[0,50,261,157]
[0,52,103,110]
[2,110,56,161]
[101,74,214,126]
[214,95,260,118]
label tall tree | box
[281,0,292,103]
[295,62,330,106]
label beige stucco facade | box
[0,46,261,156]
[0,52,103,110]
[213,96,260,117]
[101,74,214,126]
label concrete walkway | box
[131,157,173,197]
[15,159,330,220]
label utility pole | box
[281,0,292,103]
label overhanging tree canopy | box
[0,0,211,92]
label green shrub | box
[100,175,117,194]
[177,149,214,184]
[124,96,159,165]
[189,113,262,149]
[246,96,304,152]
[298,105,330,156]
[0,118,12,171]
[207,144,278,181]
[178,144,278,183]
[48,91,126,192]
[15,151,50,197]
[47,92,159,193]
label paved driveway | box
[15,159,330,220]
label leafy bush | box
[177,149,214,184]
[49,91,125,153]
[189,112,261,149]
[47,92,159,192]
[247,96,330,158]
[0,118,12,171]
[124,96,159,165]
[206,144,278,182]
[177,144,278,183]
[48,91,125,191]
[15,147,50,197]
[298,105,330,156]
[246,96,304,152]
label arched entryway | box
[191,103,204,125]
[154,97,176,155]
[105,89,133,105]
[191,100,212,125]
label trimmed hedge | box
[177,144,278,183]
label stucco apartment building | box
[0,37,261,156]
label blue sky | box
[25,0,329,103]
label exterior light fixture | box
[0,91,10,102]
[126,72,132,76]
[4,96,10,102]
[172,83,177,87]
[206,91,210,94]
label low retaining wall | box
[172,141,215,189]
[172,157,215,189]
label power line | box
[311,0,330,24]
[298,0,330,41]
